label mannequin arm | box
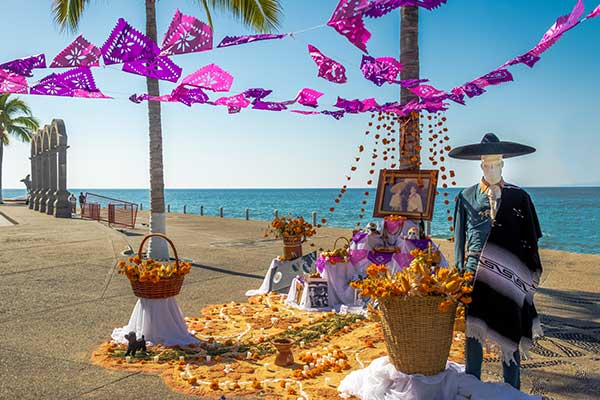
[453,192,466,271]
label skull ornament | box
[406,227,419,240]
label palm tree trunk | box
[145,0,169,259]
[399,6,420,170]
[0,140,4,204]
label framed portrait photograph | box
[373,169,439,220]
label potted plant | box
[265,216,316,260]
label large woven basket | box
[379,296,457,375]
[130,233,185,299]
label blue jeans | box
[465,337,521,389]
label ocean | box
[3,187,599,255]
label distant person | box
[78,192,86,212]
[69,194,76,214]
[407,185,423,212]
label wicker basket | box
[282,235,303,260]
[379,296,457,375]
[129,233,185,299]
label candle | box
[325,377,332,386]
[125,356,131,363]
[287,325,292,331]
[300,341,305,348]
[303,365,309,371]
[206,355,212,362]
[246,351,252,359]
[179,356,185,361]
[153,355,159,363]
[260,328,265,333]
[320,334,325,340]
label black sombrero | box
[448,133,536,160]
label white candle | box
[300,341,305,348]
[153,355,159,363]
[206,355,211,362]
[325,377,332,386]
[246,351,252,359]
[179,356,185,361]
[288,325,292,331]
[125,356,131,363]
[320,334,325,339]
[303,365,309,371]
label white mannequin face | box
[481,155,504,185]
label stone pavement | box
[0,204,598,400]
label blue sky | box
[1,0,599,189]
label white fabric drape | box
[338,357,541,400]
[111,297,200,347]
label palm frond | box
[199,0,215,29]
[204,0,283,32]
[7,125,34,143]
[0,94,38,144]
[52,0,91,32]
[4,97,33,116]
[12,116,40,132]
[1,134,9,146]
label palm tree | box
[0,94,39,204]
[51,0,282,259]
[399,6,420,170]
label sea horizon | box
[4,187,599,256]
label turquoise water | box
[3,187,599,255]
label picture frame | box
[373,169,439,220]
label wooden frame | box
[373,169,439,220]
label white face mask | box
[480,155,504,185]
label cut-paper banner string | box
[360,55,402,86]
[308,44,348,84]
[585,4,600,19]
[122,56,182,82]
[214,93,251,108]
[252,100,288,111]
[217,34,288,48]
[160,9,212,56]
[322,110,346,119]
[102,18,160,65]
[181,64,233,92]
[30,67,106,98]
[243,88,272,101]
[530,0,585,57]
[327,0,371,52]
[50,35,101,68]
[296,88,324,108]
[170,85,209,106]
[0,70,28,94]
[0,54,46,77]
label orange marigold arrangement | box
[383,215,407,222]
[350,248,473,312]
[117,256,192,283]
[264,216,317,240]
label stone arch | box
[51,119,67,147]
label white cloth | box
[245,258,278,296]
[339,357,541,400]
[111,297,199,347]
[321,261,358,307]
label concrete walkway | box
[0,204,598,399]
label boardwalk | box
[0,203,598,399]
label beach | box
[0,203,598,399]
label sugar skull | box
[406,227,419,240]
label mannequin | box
[450,133,542,390]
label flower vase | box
[282,235,303,260]
[272,338,295,367]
